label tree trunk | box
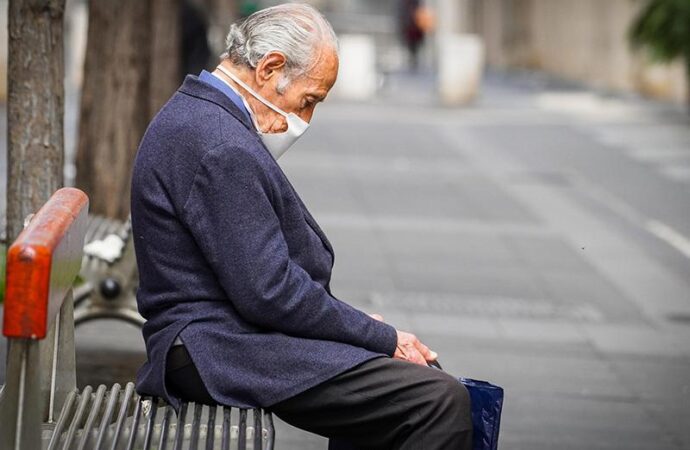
[150,0,182,114]
[686,56,690,113]
[75,0,181,220]
[6,0,67,244]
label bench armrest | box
[3,187,89,339]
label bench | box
[0,187,275,450]
[74,214,145,328]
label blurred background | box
[1,0,689,449]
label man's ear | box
[255,52,287,87]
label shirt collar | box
[198,70,251,122]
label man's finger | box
[409,348,428,365]
[399,344,427,366]
[414,340,438,361]
[369,313,384,321]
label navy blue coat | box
[130,75,398,409]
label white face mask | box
[216,65,309,160]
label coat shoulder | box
[131,87,281,220]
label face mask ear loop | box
[213,66,268,133]
[216,65,289,118]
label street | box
[2,70,689,449]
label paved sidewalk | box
[270,71,690,449]
[2,70,689,449]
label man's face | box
[255,45,339,133]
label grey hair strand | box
[221,3,338,82]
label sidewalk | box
[273,71,690,449]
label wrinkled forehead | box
[302,44,339,92]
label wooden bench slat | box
[44,384,275,449]
[46,390,78,450]
[126,393,145,450]
[190,403,203,450]
[94,383,122,450]
[110,383,136,448]
[77,384,107,450]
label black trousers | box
[166,345,472,450]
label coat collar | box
[178,75,255,132]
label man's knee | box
[444,377,470,410]
[429,374,472,428]
[407,373,473,450]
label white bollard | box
[437,34,485,105]
[332,34,378,101]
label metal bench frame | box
[0,188,275,450]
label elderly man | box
[131,4,471,449]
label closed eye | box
[303,95,325,108]
[301,99,317,111]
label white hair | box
[221,3,338,89]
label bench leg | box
[40,292,77,423]
[0,291,77,450]
[0,339,42,450]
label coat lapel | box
[178,75,254,132]
[287,182,335,263]
[299,197,334,258]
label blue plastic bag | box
[428,360,503,450]
[459,377,504,450]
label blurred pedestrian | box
[398,0,435,71]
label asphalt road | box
[1,70,689,449]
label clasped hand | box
[369,313,438,366]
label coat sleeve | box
[180,144,398,356]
